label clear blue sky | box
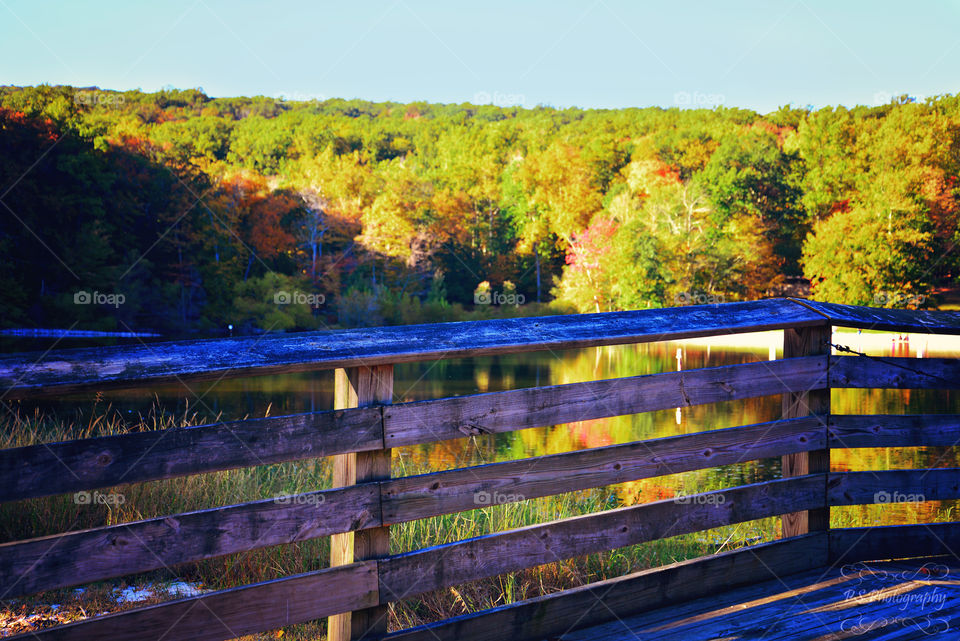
[1,0,958,114]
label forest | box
[1,84,958,336]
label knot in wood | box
[458,423,490,437]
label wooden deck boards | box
[564,559,960,640]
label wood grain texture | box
[791,298,960,335]
[831,356,960,389]
[383,534,827,641]
[329,365,393,641]
[379,476,825,600]
[781,326,830,539]
[8,561,379,641]
[0,484,381,598]
[827,469,960,506]
[829,414,960,448]
[0,299,826,397]
[385,357,829,448]
[830,522,960,565]
[0,407,382,502]
[382,417,825,524]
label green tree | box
[803,206,934,307]
[698,125,805,273]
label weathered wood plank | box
[781,326,830,539]
[382,417,825,524]
[830,414,960,448]
[379,476,825,599]
[385,357,829,448]
[329,365,393,641]
[831,356,960,389]
[791,298,960,335]
[0,407,382,502]
[0,484,380,598]
[0,299,826,397]
[830,522,960,565]
[828,469,960,506]
[8,560,379,641]
[384,534,827,641]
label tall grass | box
[5,403,946,639]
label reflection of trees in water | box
[396,346,960,483]
[34,340,957,527]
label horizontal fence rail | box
[378,476,825,600]
[792,299,960,335]
[380,417,825,525]
[384,357,827,447]
[0,298,829,396]
[0,408,384,502]
[830,522,960,566]
[830,355,960,388]
[383,534,828,641]
[829,414,960,447]
[0,484,382,598]
[827,469,960,505]
[18,561,381,641]
[3,298,958,398]
[3,299,960,641]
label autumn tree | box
[803,206,935,306]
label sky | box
[1,0,959,114]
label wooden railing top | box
[0,298,821,395]
[1,297,958,396]
[790,298,960,335]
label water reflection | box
[10,330,960,523]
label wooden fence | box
[1,297,959,640]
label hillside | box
[1,85,957,335]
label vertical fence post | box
[328,365,393,641]
[781,325,831,538]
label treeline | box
[0,84,957,335]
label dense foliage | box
[1,85,957,334]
